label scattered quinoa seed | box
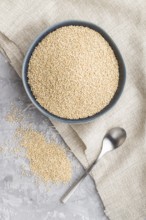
[6,105,23,123]
[16,129,72,183]
[28,25,119,119]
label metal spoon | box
[61,127,126,204]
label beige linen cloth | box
[0,0,146,219]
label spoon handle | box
[61,160,97,204]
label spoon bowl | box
[98,127,127,160]
[105,127,127,147]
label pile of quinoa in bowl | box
[22,21,126,123]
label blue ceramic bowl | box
[22,20,126,124]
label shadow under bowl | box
[22,20,126,124]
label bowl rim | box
[22,20,126,124]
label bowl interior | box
[22,20,126,124]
